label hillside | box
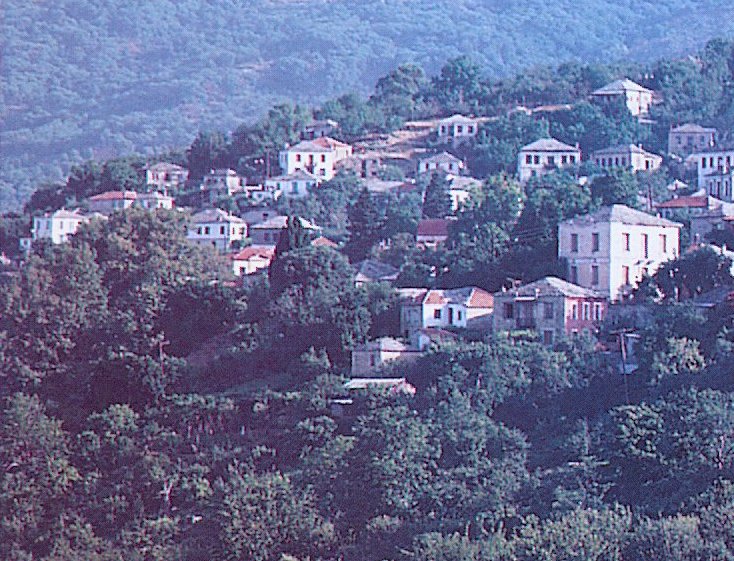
[3,0,734,209]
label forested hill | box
[4,0,734,210]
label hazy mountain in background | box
[3,0,734,209]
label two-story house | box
[248,215,320,246]
[668,124,717,156]
[417,152,465,175]
[88,190,174,215]
[493,276,607,344]
[692,148,734,190]
[591,144,662,173]
[145,162,188,192]
[436,114,479,145]
[559,205,682,301]
[187,209,247,252]
[517,138,581,183]
[398,287,493,337]
[30,209,94,245]
[264,170,321,198]
[278,137,352,180]
[229,245,276,276]
[590,78,653,117]
[201,169,244,203]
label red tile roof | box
[89,190,137,201]
[311,236,338,248]
[656,196,709,209]
[417,218,450,238]
[424,290,447,304]
[230,246,275,261]
[467,288,494,308]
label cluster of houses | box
[21,75,734,389]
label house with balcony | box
[278,137,352,180]
[558,205,682,301]
[145,162,188,192]
[398,286,493,337]
[493,277,607,344]
[590,78,653,117]
[668,124,717,156]
[187,209,247,252]
[517,138,581,183]
[591,144,662,173]
[692,148,734,190]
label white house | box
[559,205,682,301]
[30,209,93,245]
[694,148,734,190]
[264,170,321,199]
[668,124,717,156]
[137,191,174,210]
[145,162,188,192]
[590,79,653,117]
[88,190,174,215]
[517,138,581,183]
[350,337,421,376]
[436,114,479,145]
[278,137,352,180]
[398,286,494,337]
[591,144,662,173]
[417,152,464,175]
[187,209,247,252]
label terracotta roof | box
[287,136,350,152]
[592,78,652,95]
[147,162,186,172]
[311,236,338,248]
[89,190,137,201]
[354,337,411,353]
[424,290,447,305]
[521,138,579,152]
[45,209,88,220]
[656,195,710,209]
[417,218,450,238]
[443,286,494,308]
[495,276,604,299]
[396,288,429,304]
[230,245,275,261]
[562,204,682,228]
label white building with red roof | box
[278,136,353,180]
[229,245,276,276]
[397,286,494,336]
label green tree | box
[187,131,229,182]
[346,187,385,261]
[590,169,640,207]
[423,172,453,218]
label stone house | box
[668,124,717,156]
[187,209,247,252]
[590,78,653,117]
[145,162,188,192]
[248,215,320,246]
[591,144,662,173]
[693,148,734,190]
[264,170,321,199]
[436,114,479,145]
[492,276,607,344]
[416,218,450,248]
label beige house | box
[417,152,464,175]
[278,137,352,180]
[398,287,493,337]
[668,124,717,156]
[145,162,188,192]
[517,138,581,183]
[559,205,681,301]
[493,277,607,344]
[590,79,653,117]
[591,144,662,173]
[187,209,247,252]
[436,114,479,145]
[229,245,276,276]
[264,170,321,199]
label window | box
[660,234,667,253]
[582,302,591,320]
[543,302,554,319]
[526,154,533,164]
[433,309,442,319]
[593,303,603,321]
[457,125,463,133]
[571,233,579,252]
[548,156,556,166]
[645,160,651,170]
[621,158,626,166]
[614,157,620,166]
[570,265,578,284]
[291,182,298,193]
[591,265,599,285]
[503,303,514,319]
[571,303,579,320]
[623,265,630,285]
[239,227,245,235]
[220,226,225,235]
[369,355,376,367]
[543,330,554,345]
[204,226,210,235]
[569,155,576,164]
[467,126,474,133]
[320,169,326,176]
[321,154,326,163]
[197,227,202,235]
[642,234,649,258]
[561,155,568,164]
[592,232,599,252]
[296,154,301,162]
[623,232,630,251]
[457,310,462,321]
[440,126,446,134]
[533,155,540,164]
